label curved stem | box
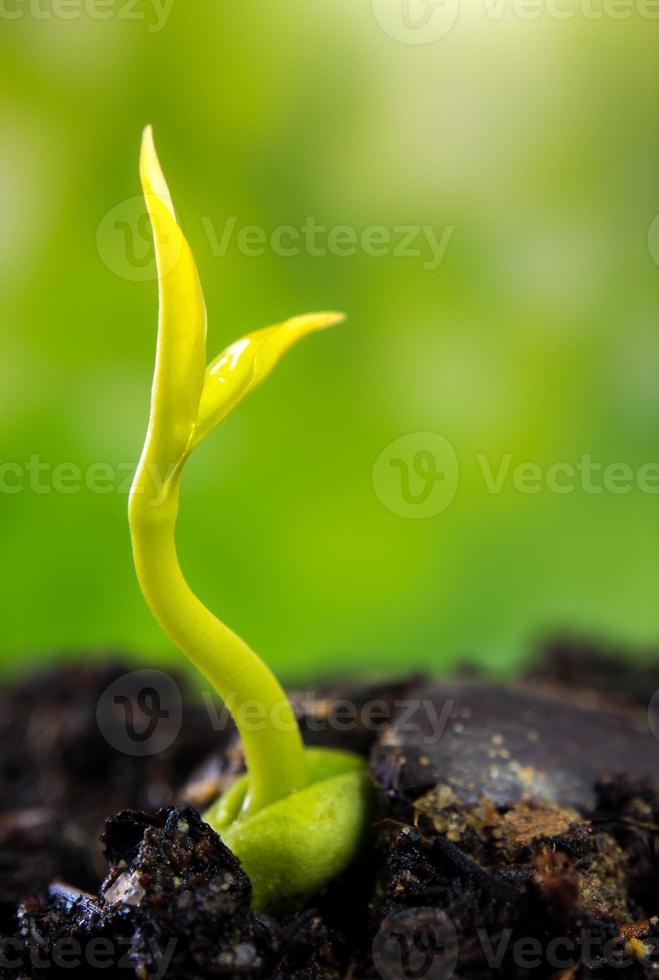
[129,455,308,817]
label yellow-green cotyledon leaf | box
[139,125,207,471]
[189,312,345,449]
[204,747,372,910]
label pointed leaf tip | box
[135,130,345,469]
[190,311,345,449]
[287,311,347,331]
[137,126,207,469]
[140,125,175,220]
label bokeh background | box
[0,1,657,681]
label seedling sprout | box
[129,127,370,909]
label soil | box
[0,638,658,979]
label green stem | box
[129,456,308,817]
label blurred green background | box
[0,1,657,680]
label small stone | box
[103,871,145,907]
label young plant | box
[128,127,370,910]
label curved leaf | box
[190,311,345,449]
[139,125,207,468]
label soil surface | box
[1,638,658,978]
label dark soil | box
[1,639,658,978]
